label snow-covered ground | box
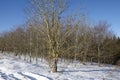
[0,53,120,80]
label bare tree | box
[93,21,112,66]
[26,0,70,72]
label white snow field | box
[0,53,120,80]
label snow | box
[0,53,120,80]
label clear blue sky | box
[0,0,27,32]
[0,0,120,37]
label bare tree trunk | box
[52,56,58,73]
[29,28,32,63]
[82,52,87,65]
[98,46,101,66]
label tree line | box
[0,0,120,72]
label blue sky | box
[85,0,120,37]
[0,0,27,32]
[0,0,120,36]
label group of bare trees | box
[0,21,119,72]
[0,0,120,72]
